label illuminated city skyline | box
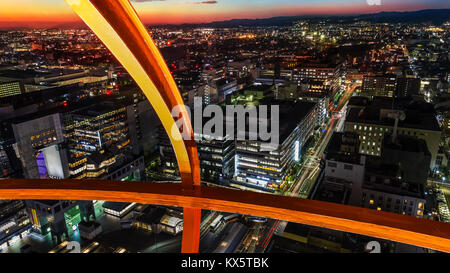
[0,0,449,257]
[1,0,450,28]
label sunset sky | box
[1,0,449,28]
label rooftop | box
[364,158,425,198]
[78,220,101,229]
[346,105,440,132]
[266,99,316,143]
[102,201,133,212]
[136,206,167,225]
[324,132,363,165]
[383,134,431,155]
[0,69,49,80]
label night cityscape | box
[0,0,449,265]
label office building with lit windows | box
[344,97,441,169]
[234,101,317,189]
[360,161,426,217]
[361,74,421,98]
[196,134,235,181]
[361,74,397,97]
[395,77,421,98]
[10,99,145,181]
[298,92,329,126]
[293,61,342,95]
[65,102,143,180]
[159,120,235,181]
[0,200,30,251]
[67,105,129,151]
[298,79,332,94]
[269,82,329,127]
[315,132,426,217]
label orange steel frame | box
[65,0,201,252]
[0,0,445,253]
[0,179,450,252]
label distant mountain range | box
[167,9,450,28]
[1,9,449,30]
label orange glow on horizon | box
[0,1,445,28]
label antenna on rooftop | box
[387,110,406,144]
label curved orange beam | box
[56,0,450,254]
[0,179,449,252]
[65,0,200,252]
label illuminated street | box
[284,84,356,198]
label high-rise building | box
[298,92,329,126]
[12,113,69,179]
[395,77,421,98]
[361,74,397,97]
[361,75,421,98]
[65,102,144,181]
[293,61,341,95]
[234,101,317,189]
[196,134,235,181]
[159,116,235,181]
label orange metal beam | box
[66,0,201,187]
[65,0,201,252]
[0,179,449,252]
[58,0,450,254]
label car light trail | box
[262,219,280,249]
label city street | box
[284,84,356,198]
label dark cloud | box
[194,0,218,4]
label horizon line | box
[0,8,448,30]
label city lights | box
[0,0,448,262]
